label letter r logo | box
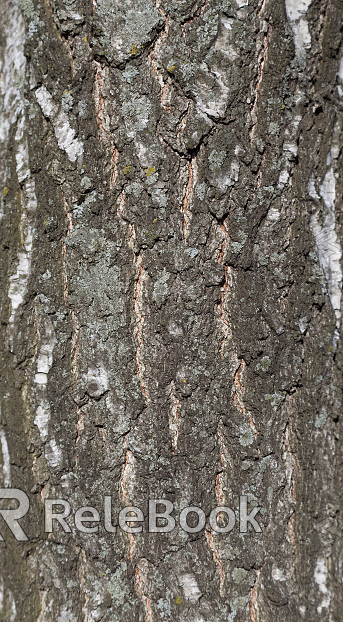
[0,488,30,541]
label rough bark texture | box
[1,0,343,620]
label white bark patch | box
[45,438,63,470]
[0,1,26,147]
[0,578,16,622]
[34,325,56,386]
[326,146,340,167]
[314,557,331,614]
[34,402,50,442]
[0,51,25,139]
[35,86,83,162]
[7,181,37,342]
[178,574,202,602]
[310,168,342,324]
[84,364,108,398]
[267,208,281,221]
[278,170,289,185]
[308,176,320,200]
[15,113,30,182]
[136,142,150,167]
[278,113,302,188]
[0,0,37,341]
[33,320,62,468]
[196,64,230,118]
[8,249,31,317]
[0,428,11,487]
[120,450,136,505]
[338,56,343,81]
[169,381,180,451]
[285,0,312,54]
[192,15,239,118]
[272,566,286,582]
[215,17,238,61]
[320,167,336,210]
[338,56,343,97]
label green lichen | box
[157,598,172,615]
[264,392,285,408]
[232,567,248,584]
[126,181,143,198]
[121,97,152,133]
[256,356,271,371]
[208,149,227,172]
[80,176,92,190]
[18,0,36,19]
[108,567,129,606]
[258,455,271,473]
[61,90,74,112]
[153,268,170,306]
[196,182,207,200]
[239,424,254,447]
[241,460,252,470]
[78,101,87,118]
[315,409,327,429]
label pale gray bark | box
[0,0,343,620]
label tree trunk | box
[1,0,343,619]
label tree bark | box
[1,0,343,620]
